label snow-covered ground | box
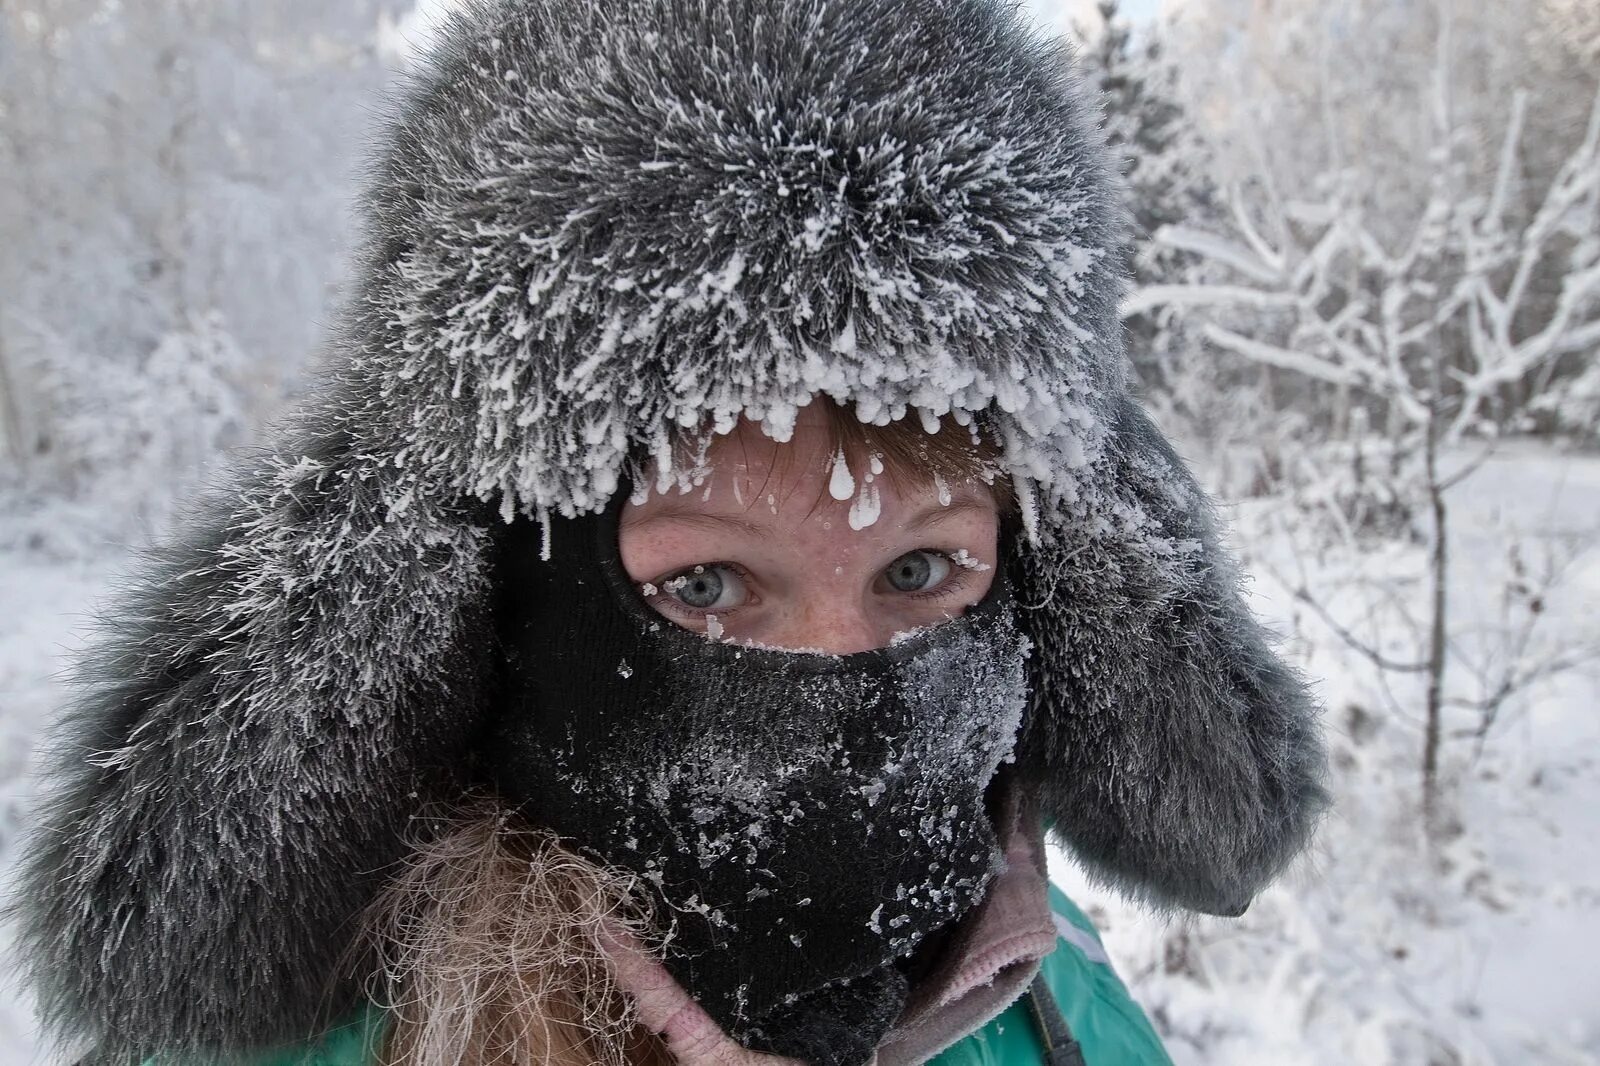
[2,443,1597,1064]
[1051,443,1600,1065]
[0,526,124,1064]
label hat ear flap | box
[1013,398,1329,917]
[7,418,499,1059]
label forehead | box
[700,402,987,485]
[623,411,998,547]
[704,410,833,487]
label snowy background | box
[2,1,1597,1063]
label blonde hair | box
[354,797,675,1066]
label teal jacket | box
[147,883,1170,1066]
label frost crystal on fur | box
[6,0,1327,1060]
[360,0,1128,520]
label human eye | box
[646,563,750,614]
[880,550,955,594]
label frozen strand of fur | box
[351,797,672,1066]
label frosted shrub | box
[9,310,251,546]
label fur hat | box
[7,0,1328,1059]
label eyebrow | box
[903,499,993,534]
[621,505,770,539]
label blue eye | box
[884,550,952,593]
[662,564,747,610]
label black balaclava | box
[486,492,1031,1066]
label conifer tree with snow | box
[0,0,413,545]
[1072,0,1216,389]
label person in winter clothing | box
[3,1,1330,1064]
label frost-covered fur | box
[6,0,1327,1059]
[1012,398,1328,917]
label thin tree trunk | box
[0,328,27,472]
[1421,387,1449,843]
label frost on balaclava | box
[486,498,1031,1066]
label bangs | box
[650,396,1016,515]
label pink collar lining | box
[875,778,1058,1066]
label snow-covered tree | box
[36,311,248,521]
[1132,13,1600,829]
[1076,1,1214,250]
[0,0,410,507]
[1071,1,1218,392]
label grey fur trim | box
[1013,397,1330,917]
[357,0,1131,517]
[5,0,1326,1056]
[6,399,498,1060]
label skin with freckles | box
[619,403,1000,653]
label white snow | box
[833,315,858,355]
[948,548,991,572]
[847,482,882,530]
[888,625,935,646]
[1046,444,1600,1066]
[828,449,856,502]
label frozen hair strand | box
[349,797,673,1066]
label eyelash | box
[646,560,755,619]
[644,551,972,618]
[902,553,974,601]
